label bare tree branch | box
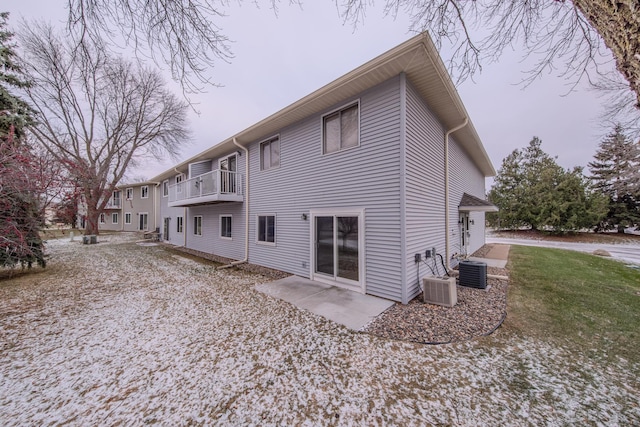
[337,0,640,122]
[18,22,191,235]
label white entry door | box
[311,209,365,293]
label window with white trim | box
[260,136,280,170]
[112,213,118,224]
[126,188,133,200]
[141,185,149,198]
[194,216,202,236]
[125,212,132,224]
[257,215,275,244]
[322,103,359,154]
[162,180,169,197]
[99,213,106,224]
[176,216,183,233]
[220,215,232,239]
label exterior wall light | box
[301,213,308,220]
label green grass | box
[507,246,640,364]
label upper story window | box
[141,185,149,199]
[126,188,133,200]
[260,136,280,170]
[322,102,359,154]
[162,180,169,197]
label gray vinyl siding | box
[159,177,187,245]
[189,160,213,178]
[404,79,448,302]
[184,203,245,260]
[404,79,487,301]
[179,154,247,260]
[248,76,404,301]
[121,184,157,232]
[449,136,486,256]
[98,209,121,231]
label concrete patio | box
[255,276,395,331]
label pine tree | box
[0,12,45,268]
[489,137,607,233]
[588,125,640,232]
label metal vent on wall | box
[422,276,457,307]
[459,260,487,289]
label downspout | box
[218,137,249,269]
[151,182,160,232]
[444,118,468,271]
[174,167,187,247]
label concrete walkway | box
[255,276,395,331]
[468,244,510,268]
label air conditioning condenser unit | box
[422,276,457,307]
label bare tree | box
[338,1,639,110]
[19,22,190,235]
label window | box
[323,103,359,154]
[260,136,280,170]
[141,185,149,198]
[112,213,118,224]
[257,215,275,244]
[126,188,133,200]
[194,216,202,236]
[99,213,106,224]
[176,216,183,233]
[176,174,184,193]
[162,180,169,197]
[220,215,232,239]
[125,212,132,224]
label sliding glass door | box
[313,211,363,290]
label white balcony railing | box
[168,170,243,206]
[104,198,121,209]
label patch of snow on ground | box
[1,236,638,425]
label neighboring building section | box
[76,183,159,233]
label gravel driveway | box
[1,235,638,425]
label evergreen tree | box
[489,137,607,233]
[0,12,45,268]
[588,125,640,232]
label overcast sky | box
[7,1,621,187]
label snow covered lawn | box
[1,235,638,425]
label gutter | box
[218,137,249,269]
[150,181,160,232]
[444,118,468,271]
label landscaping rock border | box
[362,244,509,344]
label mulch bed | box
[362,244,508,344]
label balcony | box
[168,170,244,207]
[104,198,121,209]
